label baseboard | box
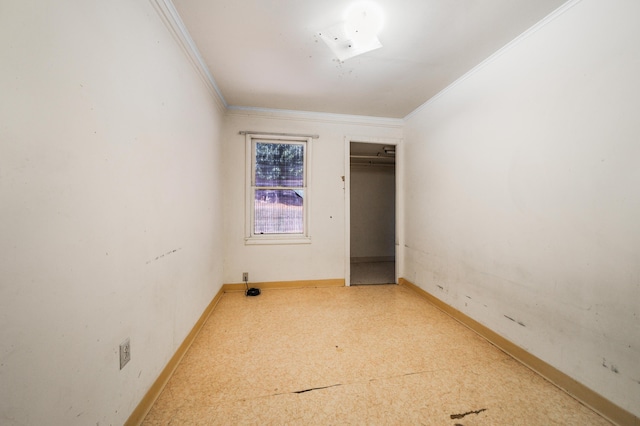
[222,278,345,292]
[398,278,639,426]
[124,286,226,426]
[125,278,344,424]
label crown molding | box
[149,0,227,112]
[227,106,404,129]
[148,0,404,127]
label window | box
[246,134,311,244]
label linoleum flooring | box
[142,284,610,425]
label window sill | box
[245,236,311,245]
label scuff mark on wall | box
[504,315,526,327]
[602,358,620,374]
[146,247,183,265]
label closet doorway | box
[348,141,396,285]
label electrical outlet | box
[119,338,131,370]
[242,272,248,282]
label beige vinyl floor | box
[142,284,610,425]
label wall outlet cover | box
[120,338,131,370]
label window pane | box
[254,189,304,234]
[255,143,304,187]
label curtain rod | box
[239,131,319,139]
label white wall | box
[403,0,640,417]
[350,165,396,260]
[0,1,225,425]
[223,110,402,284]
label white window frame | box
[245,134,312,245]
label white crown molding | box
[149,0,227,112]
[404,0,583,121]
[149,0,403,127]
[227,106,404,129]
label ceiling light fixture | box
[344,2,384,48]
[318,1,384,61]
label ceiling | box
[171,0,567,118]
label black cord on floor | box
[244,280,260,296]
[246,287,261,296]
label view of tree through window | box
[254,142,305,235]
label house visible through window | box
[246,135,311,243]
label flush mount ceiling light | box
[344,2,384,47]
[318,1,384,61]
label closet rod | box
[239,131,319,139]
[350,155,395,160]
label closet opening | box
[348,141,396,285]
